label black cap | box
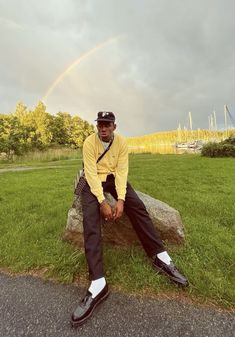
[95,111,115,122]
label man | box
[71,111,188,327]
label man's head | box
[95,111,116,142]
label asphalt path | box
[0,166,64,173]
[0,272,234,337]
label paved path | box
[0,166,65,173]
[0,272,234,337]
[0,159,82,173]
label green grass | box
[0,154,234,309]
[0,147,82,168]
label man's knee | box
[81,185,100,219]
[82,184,98,205]
[125,185,146,211]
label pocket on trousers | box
[74,176,87,196]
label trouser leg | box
[81,183,104,280]
[124,182,165,257]
[106,178,165,258]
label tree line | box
[0,101,95,159]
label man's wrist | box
[99,199,106,206]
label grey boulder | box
[63,191,185,247]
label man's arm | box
[115,137,129,201]
[113,138,128,220]
[83,138,113,220]
[83,139,105,204]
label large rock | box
[63,191,185,247]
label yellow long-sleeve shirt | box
[83,132,128,203]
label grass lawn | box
[0,147,82,168]
[0,154,234,309]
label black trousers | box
[81,175,165,280]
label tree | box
[13,100,53,149]
[0,114,29,160]
[31,101,52,146]
[49,112,72,145]
[49,112,94,148]
[14,101,28,122]
[0,101,95,160]
[70,116,94,148]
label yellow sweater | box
[83,132,128,203]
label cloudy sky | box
[1,0,235,136]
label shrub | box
[223,135,235,145]
[201,137,235,157]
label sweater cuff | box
[117,191,126,201]
[97,193,105,204]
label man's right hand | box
[100,201,113,221]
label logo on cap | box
[102,112,109,117]
[95,111,116,122]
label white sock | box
[157,251,172,265]
[88,277,106,298]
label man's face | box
[97,121,116,142]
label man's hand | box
[100,201,113,221]
[113,199,124,221]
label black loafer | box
[153,257,189,287]
[71,284,110,327]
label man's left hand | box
[113,199,124,220]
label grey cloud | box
[0,0,235,135]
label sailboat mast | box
[213,111,217,131]
[210,114,214,130]
[224,105,228,137]
[177,123,181,142]
[189,112,193,130]
[208,115,211,131]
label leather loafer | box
[153,257,189,287]
[71,284,110,327]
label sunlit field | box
[0,147,82,168]
[0,154,234,309]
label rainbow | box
[42,35,123,102]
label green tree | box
[49,112,72,145]
[0,114,29,160]
[13,101,52,150]
[31,101,52,146]
[49,112,94,148]
[70,116,94,148]
[0,101,95,160]
[14,101,28,123]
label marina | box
[128,105,235,154]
